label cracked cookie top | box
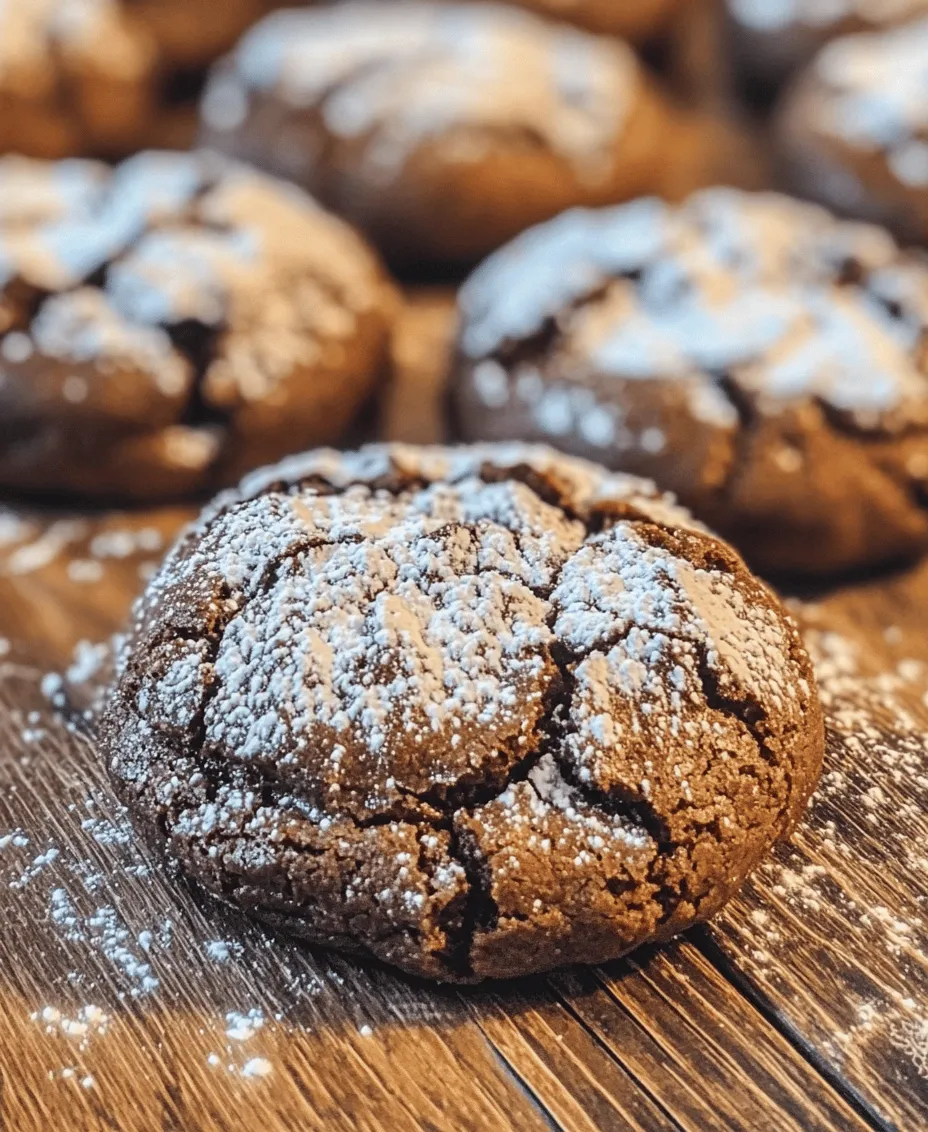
[198,2,679,267]
[102,442,824,982]
[452,189,928,574]
[0,150,396,500]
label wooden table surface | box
[0,298,925,1131]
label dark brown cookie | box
[451,189,928,575]
[199,1,711,270]
[100,442,824,982]
[0,0,288,157]
[725,0,928,108]
[0,151,397,501]
[777,20,928,244]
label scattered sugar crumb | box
[225,1010,264,1042]
[241,1057,273,1078]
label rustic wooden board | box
[709,567,928,1131]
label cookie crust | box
[0,0,288,157]
[101,443,823,982]
[452,190,928,575]
[0,151,397,500]
[725,0,928,104]
[199,2,692,269]
[481,0,681,41]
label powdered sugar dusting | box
[712,602,928,1099]
[728,0,928,33]
[815,18,928,163]
[0,149,393,496]
[206,2,639,182]
[458,188,928,430]
[0,149,386,410]
[105,442,820,982]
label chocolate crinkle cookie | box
[100,443,824,982]
[0,0,289,157]
[0,150,397,501]
[452,190,928,576]
[777,18,928,245]
[199,1,704,269]
[725,0,928,107]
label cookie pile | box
[725,0,928,106]
[200,1,711,268]
[778,18,928,244]
[0,0,289,157]
[5,0,919,981]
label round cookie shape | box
[451,190,928,575]
[101,442,824,983]
[777,19,928,244]
[725,0,928,105]
[0,0,288,158]
[0,151,396,501]
[199,1,688,268]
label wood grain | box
[709,566,928,1131]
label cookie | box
[451,190,928,575]
[777,19,928,244]
[100,443,823,982]
[725,0,928,108]
[199,1,707,270]
[0,151,397,501]
[0,0,286,158]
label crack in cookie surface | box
[102,443,824,981]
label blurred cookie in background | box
[777,18,928,245]
[725,0,928,110]
[0,0,288,157]
[200,1,727,272]
[451,189,928,575]
[0,151,397,501]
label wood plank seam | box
[692,930,895,1132]
[548,990,687,1131]
[472,1019,565,1132]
